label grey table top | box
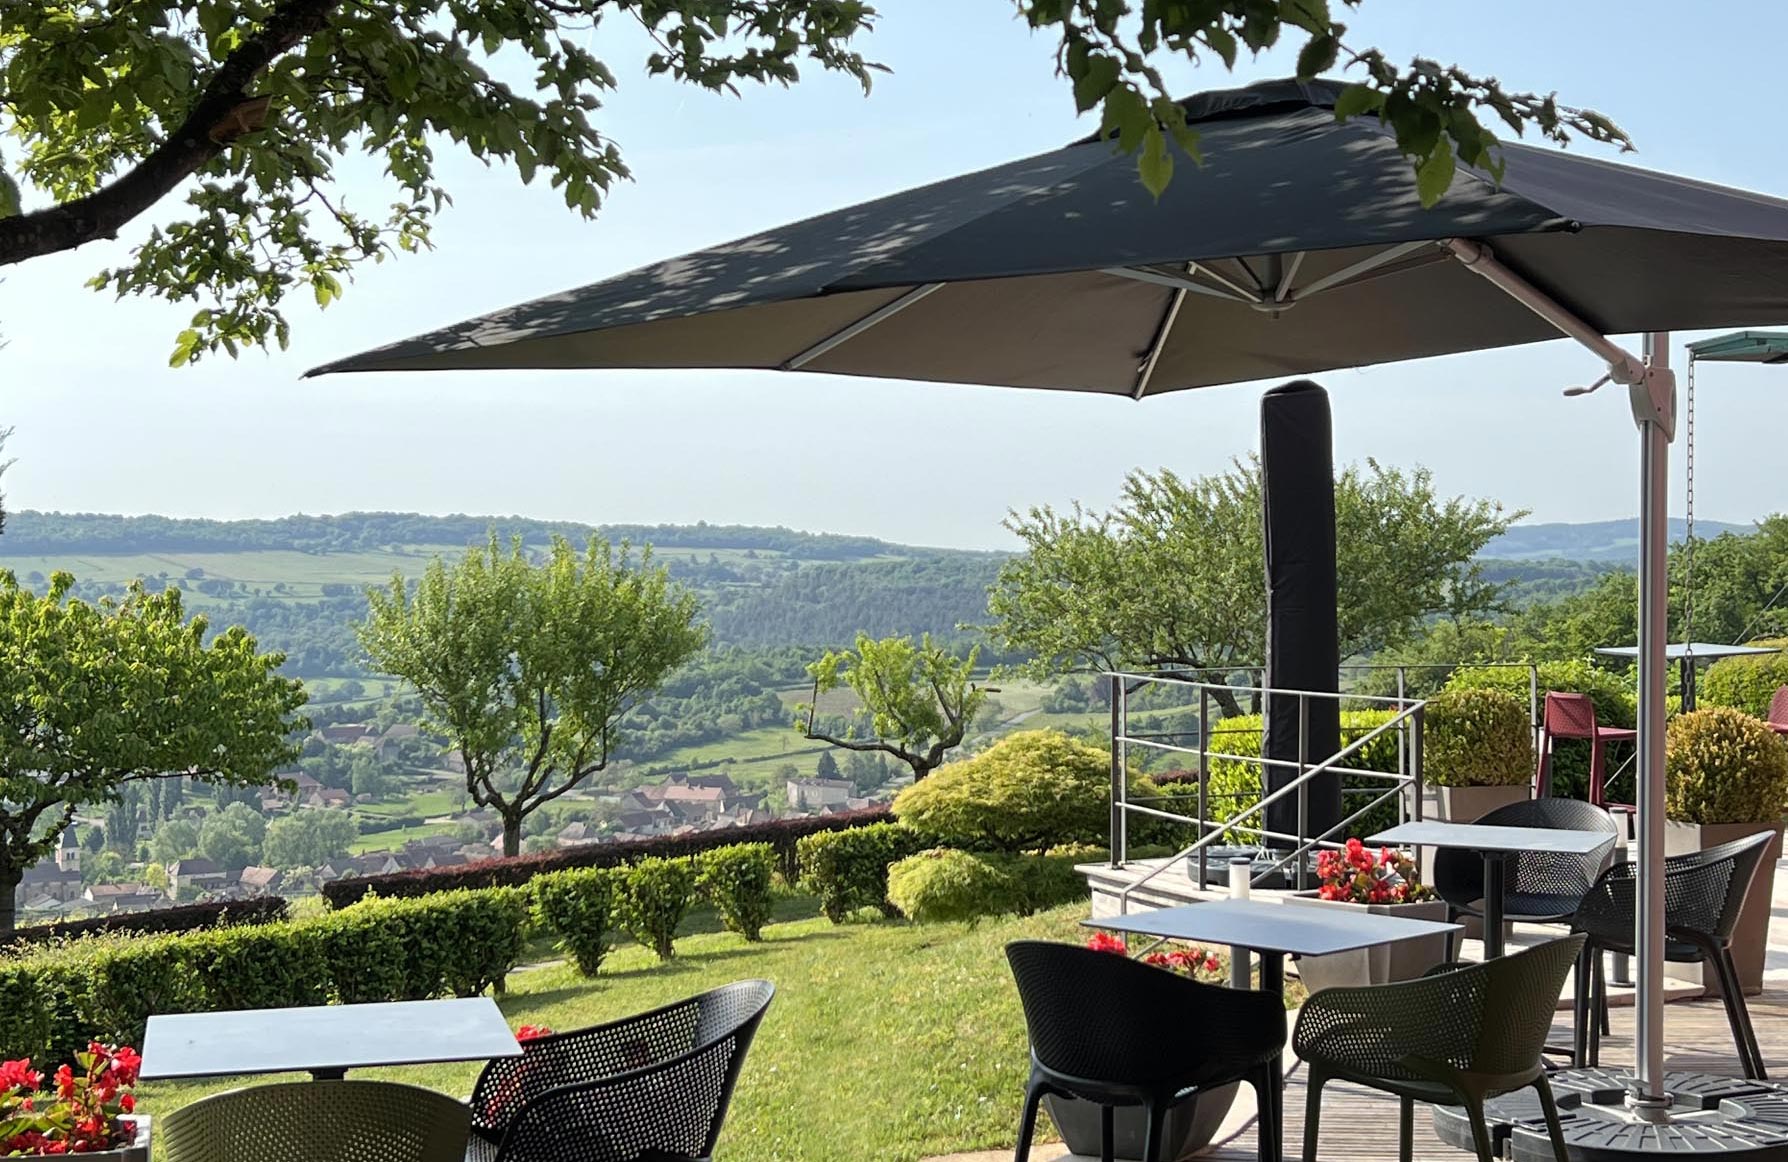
[1594,642,1779,661]
[1084,898,1460,958]
[1371,821,1618,856]
[140,997,520,1080]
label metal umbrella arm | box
[1447,235,1676,1115]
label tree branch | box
[0,0,343,268]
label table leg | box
[1258,952,1284,1162]
[1482,854,1508,959]
[310,1068,347,1081]
[1230,945,1252,990]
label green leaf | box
[0,173,19,219]
[1138,124,1172,198]
[168,329,201,368]
[1415,144,1457,207]
[1295,34,1339,80]
[1072,53,1119,114]
[1332,83,1385,122]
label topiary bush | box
[885,849,1018,924]
[1446,661,1634,800]
[616,856,696,960]
[1666,706,1788,824]
[796,821,931,923]
[1702,639,1788,718]
[533,867,617,976]
[1423,687,1534,787]
[182,922,330,1012]
[892,730,1111,854]
[1203,710,1404,842]
[697,843,776,942]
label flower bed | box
[0,1041,142,1157]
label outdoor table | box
[140,997,520,1081]
[1369,821,1617,958]
[1593,641,1779,711]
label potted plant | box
[1664,706,1788,996]
[0,1041,147,1160]
[1286,839,1449,991]
[1424,687,1534,822]
[1042,935,1239,1162]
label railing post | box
[1296,694,1310,891]
[1396,666,1409,823]
[1197,685,1210,888]
[1530,663,1542,757]
[1109,673,1125,868]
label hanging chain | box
[1684,355,1697,650]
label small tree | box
[796,634,985,781]
[199,801,267,868]
[361,535,706,856]
[814,751,841,781]
[149,818,200,866]
[0,571,305,932]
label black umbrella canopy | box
[309,77,1788,392]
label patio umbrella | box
[311,76,1788,1113]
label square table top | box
[1594,642,1779,662]
[1084,898,1460,958]
[1370,821,1618,856]
[140,997,520,1081]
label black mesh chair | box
[1005,940,1286,1162]
[467,979,774,1162]
[1295,935,1585,1162]
[1433,798,1619,959]
[1572,831,1775,1078]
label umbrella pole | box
[1449,239,1676,1113]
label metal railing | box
[1107,671,1433,914]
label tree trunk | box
[501,814,522,858]
[1210,684,1245,719]
[0,863,21,937]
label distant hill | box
[1481,518,1750,561]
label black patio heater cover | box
[1260,381,1342,847]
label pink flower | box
[1086,932,1128,955]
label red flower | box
[53,1065,74,1100]
[515,1025,554,1042]
[1086,932,1128,955]
[119,1094,135,1114]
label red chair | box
[1767,686,1788,737]
[1536,692,1638,810]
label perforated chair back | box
[476,979,774,1162]
[1769,685,1788,730]
[1433,798,1618,916]
[1543,692,1600,740]
[1682,831,1776,944]
[159,1080,470,1162]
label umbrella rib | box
[1102,266,1254,305]
[1133,288,1187,400]
[781,283,945,370]
[1286,240,1436,302]
[1274,252,1307,303]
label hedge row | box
[321,807,892,906]
[0,889,526,1066]
[7,897,288,946]
[356,814,426,835]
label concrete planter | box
[1435,784,1531,823]
[1045,1086,1238,1162]
[16,1117,150,1162]
[1663,819,1783,997]
[1284,894,1451,991]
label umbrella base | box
[1434,1069,1788,1160]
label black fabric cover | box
[1260,381,1341,847]
[312,77,1788,387]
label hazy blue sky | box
[6,0,1788,551]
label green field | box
[346,819,466,854]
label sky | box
[6,0,1788,552]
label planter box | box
[1663,820,1782,997]
[1435,784,1531,823]
[1285,895,1450,992]
[17,1116,150,1162]
[1045,1085,1237,1162]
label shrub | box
[7,897,288,946]
[1666,707,1788,824]
[697,844,776,942]
[893,730,1110,853]
[18,934,206,1062]
[796,822,930,922]
[1446,661,1634,801]
[1702,639,1788,718]
[1423,687,1534,787]
[1204,711,1404,842]
[182,923,330,1012]
[533,867,617,976]
[1003,848,1095,915]
[0,963,52,1065]
[320,806,892,906]
[313,901,410,1004]
[616,857,696,960]
[886,849,1019,924]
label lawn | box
[135,903,1096,1161]
[346,819,465,853]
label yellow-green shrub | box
[796,822,929,923]
[1204,710,1403,841]
[533,867,617,976]
[1702,639,1788,718]
[1666,706,1788,824]
[893,730,1111,853]
[697,844,776,941]
[1424,687,1534,787]
[886,849,1018,924]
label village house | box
[83,883,163,912]
[236,866,283,896]
[168,857,230,897]
[786,777,854,812]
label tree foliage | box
[796,633,984,780]
[891,729,1109,854]
[987,458,1516,704]
[262,808,357,868]
[0,0,880,361]
[0,571,306,931]
[360,534,707,855]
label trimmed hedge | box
[1702,638,1788,718]
[7,897,288,946]
[356,814,425,835]
[887,849,1016,924]
[1204,710,1404,841]
[797,822,931,922]
[1423,687,1534,788]
[696,844,776,942]
[533,867,616,976]
[616,857,695,961]
[321,806,892,906]
[0,889,529,1065]
[1447,661,1634,801]
[1666,706,1788,824]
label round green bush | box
[1702,639,1788,718]
[1423,687,1534,788]
[885,848,1017,924]
[892,730,1111,854]
[1666,706,1788,824]
[1446,661,1634,800]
